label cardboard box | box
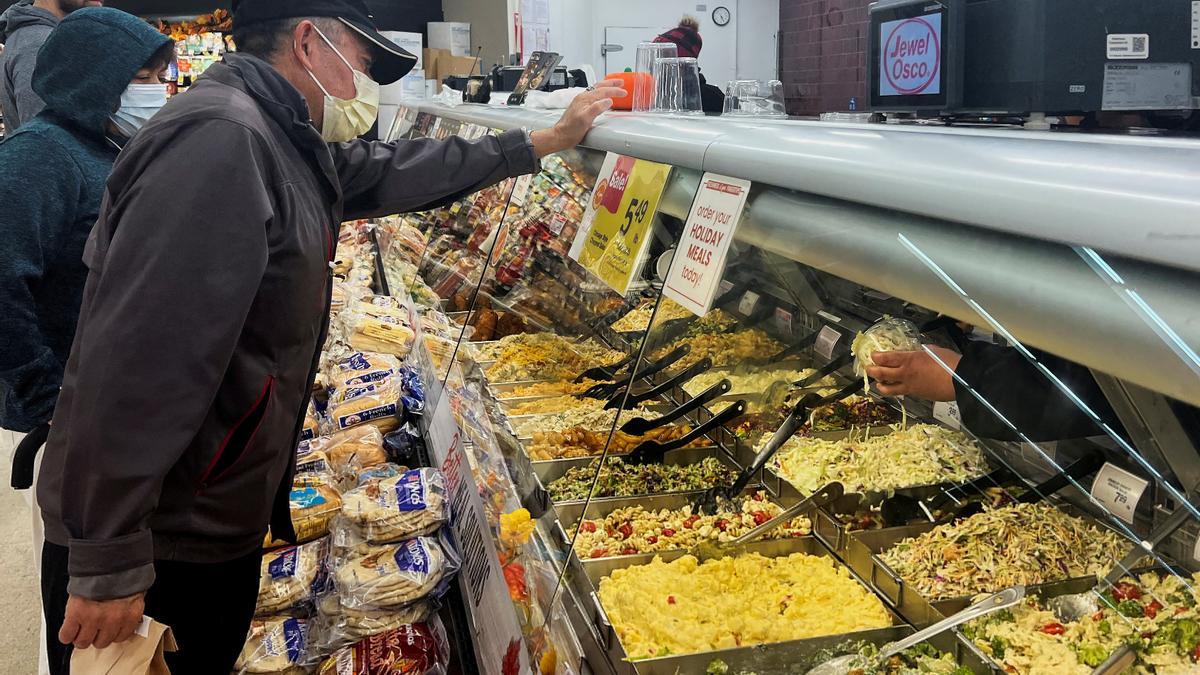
[428,22,471,56]
[441,55,481,78]
[422,48,449,80]
[381,31,423,68]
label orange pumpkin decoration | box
[605,70,650,111]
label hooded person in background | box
[654,15,726,114]
[0,0,104,132]
[0,7,173,674]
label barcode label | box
[1193,2,1200,49]
[1107,33,1150,59]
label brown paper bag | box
[70,616,177,675]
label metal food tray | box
[580,539,908,675]
[624,626,993,675]
[843,506,1139,629]
[531,447,740,498]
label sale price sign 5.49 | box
[569,153,672,295]
[663,173,752,316]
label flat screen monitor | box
[869,0,963,112]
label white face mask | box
[303,26,379,142]
[109,83,168,137]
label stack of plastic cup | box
[722,79,787,118]
[632,42,677,112]
[652,57,704,114]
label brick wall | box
[779,0,872,116]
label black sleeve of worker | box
[59,120,272,600]
[333,129,540,219]
[953,341,1121,442]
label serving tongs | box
[807,586,1027,675]
[693,379,862,515]
[1049,497,1199,623]
[624,400,747,465]
[580,345,690,399]
[617,377,730,436]
[690,482,845,563]
[880,451,1105,527]
[794,351,854,388]
[603,357,712,410]
[574,350,637,383]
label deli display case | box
[371,102,1200,675]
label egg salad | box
[964,572,1200,674]
[598,552,891,660]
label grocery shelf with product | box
[253,103,1200,675]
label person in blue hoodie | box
[0,8,171,672]
[0,0,105,133]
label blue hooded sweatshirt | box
[0,8,170,432]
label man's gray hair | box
[232,16,344,61]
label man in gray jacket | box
[36,0,620,671]
[0,0,101,131]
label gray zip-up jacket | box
[0,0,58,131]
[37,52,538,600]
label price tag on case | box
[814,326,841,360]
[569,152,672,295]
[718,280,734,297]
[932,401,962,430]
[1192,531,1200,564]
[774,308,793,334]
[738,291,760,316]
[1090,462,1149,524]
[510,174,533,207]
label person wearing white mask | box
[35,0,624,672]
[0,7,172,675]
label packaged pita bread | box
[309,594,433,653]
[334,535,457,610]
[235,616,308,674]
[257,538,329,616]
[337,469,448,546]
[316,621,449,675]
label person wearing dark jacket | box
[0,0,102,132]
[35,0,622,671]
[653,16,726,114]
[866,342,1120,442]
[0,8,170,674]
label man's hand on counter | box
[866,346,962,401]
[530,79,627,158]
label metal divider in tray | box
[579,539,914,675]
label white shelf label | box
[932,401,962,430]
[774,308,793,334]
[718,280,734,296]
[510,174,533,207]
[1107,33,1150,60]
[814,326,841,360]
[1090,462,1149,524]
[1192,530,1200,563]
[738,290,760,316]
[1193,2,1200,49]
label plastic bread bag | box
[328,379,402,435]
[335,469,449,547]
[302,427,389,488]
[265,475,343,548]
[306,593,434,656]
[315,618,450,675]
[328,352,402,391]
[333,531,460,611]
[257,538,331,616]
[852,315,921,393]
[235,616,309,675]
[302,400,321,442]
[383,424,427,469]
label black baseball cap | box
[232,0,416,84]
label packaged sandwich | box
[256,538,329,616]
[337,469,448,545]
